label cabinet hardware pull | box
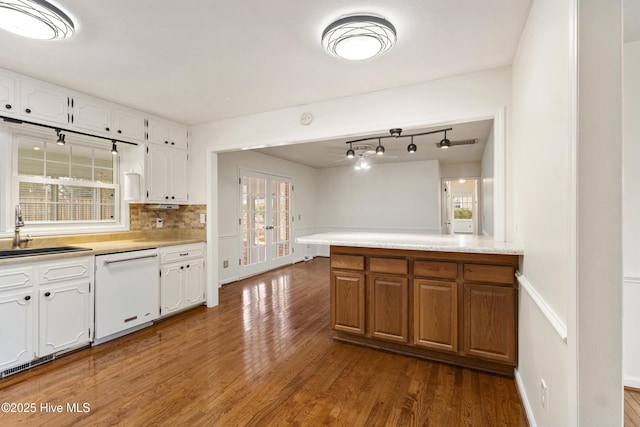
[24,295,31,301]
[180,266,184,270]
[179,253,189,256]
[103,253,158,265]
[164,141,169,144]
[25,108,31,113]
[117,130,122,134]
[105,127,110,131]
[44,292,51,297]
[5,104,11,109]
[124,316,138,323]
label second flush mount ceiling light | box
[322,15,396,60]
[0,0,75,40]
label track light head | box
[56,130,65,146]
[346,143,355,158]
[439,131,451,149]
[407,136,417,153]
[111,141,118,155]
[375,139,385,155]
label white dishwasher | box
[94,249,159,342]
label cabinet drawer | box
[0,266,34,292]
[331,254,364,271]
[463,264,515,285]
[39,258,91,284]
[370,257,408,275]
[159,243,205,264]
[414,260,457,280]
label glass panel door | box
[240,170,293,277]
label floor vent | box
[2,355,55,378]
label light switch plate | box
[156,218,163,228]
[200,213,206,224]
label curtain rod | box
[0,115,138,146]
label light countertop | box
[296,232,523,255]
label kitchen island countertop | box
[296,231,523,256]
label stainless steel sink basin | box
[0,246,91,259]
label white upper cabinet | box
[20,81,70,126]
[0,74,16,116]
[147,117,188,149]
[72,95,112,134]
[112,108,146,141]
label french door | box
[239,169,293,277]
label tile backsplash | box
[129,204,207,231]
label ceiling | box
[254,119,494,169]
[0,0,533,125]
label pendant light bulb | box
[111,141,118,156]
[376,138,385,155]
[346,143,355,159]
[439,131,451,149]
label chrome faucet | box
[12,204,30,249]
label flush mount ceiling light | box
[0,0,75,40]
[322,15,396,60]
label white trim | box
[624,376,640,389]
[624,275,640,284]
[219,276,239,286]
[493,107,506,242]
[517,273,568,344]
[218,233,238,240]
[515,368,537,427]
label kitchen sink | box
[0,246,91,259]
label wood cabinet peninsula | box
[296,232,523,376]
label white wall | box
[216,150,318,284]
[440,161,481,179]
[623,40,640,388]
[511,0,574,424]
[512,0,623,426]
[316,160,441,232]
[481,127,495,236]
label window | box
[453,195,473,219]
[16,134,118,223]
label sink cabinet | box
[0,257,93,375]
[329,246,519,375]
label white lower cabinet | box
[159,244,205,317]
[0,256,93,374]
[0,290,34,372]
[39,281,91,357]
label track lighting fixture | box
[55,129,65,146]
[111,141,118,155]
[407,136,417,154]
[438,130,451,149]
[345,127,453,158]
[346,142,355,158]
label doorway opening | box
[443,178,480,235]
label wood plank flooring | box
[0,258,529,426]
[627,388,640,426]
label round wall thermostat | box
[299,112,313,126]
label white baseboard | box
[624,375,640,389]
[515,369,537,427]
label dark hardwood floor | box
[0,258,529,426]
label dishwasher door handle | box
[103,253,158,265]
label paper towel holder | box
[123,172,141,202]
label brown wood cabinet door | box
[331,271,365,335]
[413,279,458,352]
[368,274,408,343]
[462,283,516,364]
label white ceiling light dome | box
[322,15,396,61]
[0,0,75,40]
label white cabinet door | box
[72,96,111,135]
[0,290,34,372]
[160,264,183,316]
[38,281,91,357]
[170,149,188,202]
[184,260,205,307]
[147,118,170,145]
[112,108,146,141]
[20,81,69,126]
[0,75,16,115]
[169,125,188,149]
[146,144,169,202]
